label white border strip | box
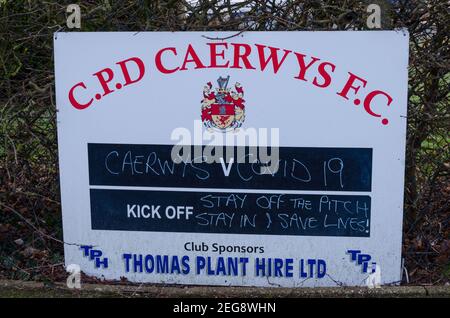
[89,185,371,196]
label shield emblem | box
[211,103,235,129]
[201,76,245,132]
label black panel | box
[88,144,372,191]
[90,189,371,237]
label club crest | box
[201,76,245,132]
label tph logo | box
[80,245,109,269]
[347,249,376,273]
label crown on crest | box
[217,75,230,92]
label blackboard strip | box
[90,188,371,237]
[88,143,372,192]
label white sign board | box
[54,31,409,287]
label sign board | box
[54,31,409,287]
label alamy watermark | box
[66,4,81,29]
[365,264,382,288]
[367,4,382,29]
[170,120,280,174]
[66,263,81,289]
[66,3,383,30]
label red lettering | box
[364,90,393,119]
[180,44,206,70]
[116,57,145,86]
[293,53,320,81]
[230,43,255,69]
[337,72,367,99]
[313,62,336,88]
[68,82,93,110]
[208,43,229,68]
[93,67,115,96]
[155,47,179,74]
[255,44,291,74]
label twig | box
[0,202,84,247]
